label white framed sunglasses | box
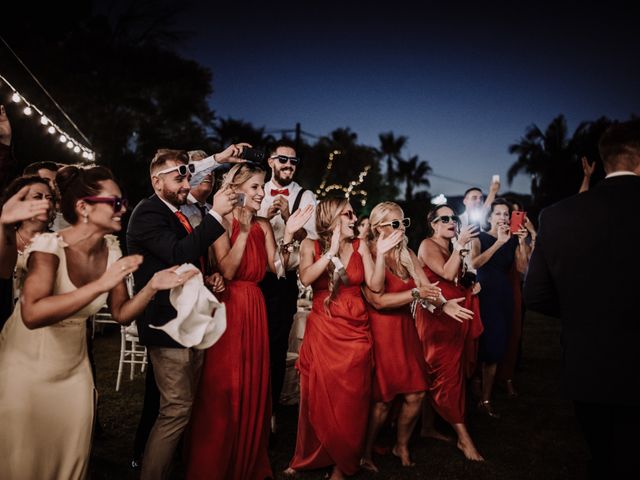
[155,163,196,177]
[379,218,411,229]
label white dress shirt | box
[257,180,317,270]
[180,193,212,228]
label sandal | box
[477,400,501,419]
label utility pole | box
[295,122,301,150]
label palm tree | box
[396,155,432,201]
[508,115,575,208]
[378,132,407,184]
[212,117,274,151]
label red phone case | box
[510,211,526,233]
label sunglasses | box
[155,163,196,177]
[380,218,411,229]
[81,196,129,213]
[270,155,300,166]
[433,215,460,224]
[341,210,355,220]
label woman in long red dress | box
[416,204,484,461]
[186,163,312,480]
[285,198,403,480]
[361,202,476,471]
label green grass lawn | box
[89,311,588,479]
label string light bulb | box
[2,73,95,161]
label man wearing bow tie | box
[258,141,317,435]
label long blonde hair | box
[315,197,351,311]
[369,201,419,284]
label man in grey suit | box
[523,120,640,478]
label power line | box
[0,34,92,146]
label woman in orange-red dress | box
[186,163,312,480]
[416,204,484,461]
[285,198,403,480]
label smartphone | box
[492,174,500,183]
[510,211,526,233]
[239,147,266,163]
[236,192,246,206]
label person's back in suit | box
[524,119,640,478]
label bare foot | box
[360,457,379,473]
[282,467,297,478]
[391,445,416,467]
[457,438,484,461]
[420,428,454,443]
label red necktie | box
[271,188,289,196]
[174,211,207,273]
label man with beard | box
[258,140,317,436]
[126,146,243,480]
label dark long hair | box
[56,165,116,224]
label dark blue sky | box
[111,1,640,196]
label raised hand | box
[216,142,252,164]
[496,225,511,244]
[376,229,404,255]
[514,225,529,244]
[150,265,198,291]
[212,185,238,217]
[0,186,51,225]
[329,224,341,256]
[457,224,479,245]
[442,297,474,322]
[284,204,314,237]
[0,105,12,146]
[237,206,253,233]
[273,195,291,221]
[205,272,226,293]
[98,255,143,292]
[581,156,596,178]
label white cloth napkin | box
[149,263,227,349]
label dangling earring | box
[83,212,89,224]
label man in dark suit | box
[127,146,242,480]
[523,120,640,478]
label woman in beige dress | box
[0,165,192,480]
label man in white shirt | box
[257,141,316,433]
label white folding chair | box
[91,305,118,338]
[115,322,147,391]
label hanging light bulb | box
[47,126,56,134]
[23,106,33,116]
[40,116,49,125]
[59,135,67,143]
[66,141,74,149]
[73,146,81,153]
[11,93,21,103]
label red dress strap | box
[313,239,322,260]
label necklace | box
[15,228,30,251]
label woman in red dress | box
[284,198,403,480]
[359,202,439,471]
[416,204,484,461]
[186,163,312,480]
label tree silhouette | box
[508,115,577,209]
[378,131,407,185]
[396,155,432,201]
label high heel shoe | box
[477,400,501,419]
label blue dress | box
[476,232,518,363]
